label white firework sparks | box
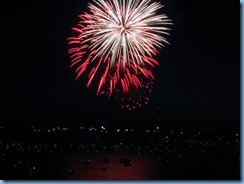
[79,0,172,68]
[68,0,172,102]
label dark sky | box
[0,0,240,129]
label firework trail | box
[68,0,172,108]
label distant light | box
[236,134,239,137]
[125,129,128,132]
[101,126,105,130]
[117,129,120,132]
[156,127,159,130]
[181,132,183,134]
[89,128,92,131]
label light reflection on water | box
[36,151,164,180]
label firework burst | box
[68,0,172,108]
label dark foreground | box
[0,126,240,180]
[0,149,240,180]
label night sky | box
[0,0,239,129]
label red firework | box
[67,0,171,109]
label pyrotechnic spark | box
[68,0,172,107]
[116,79,154,111]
